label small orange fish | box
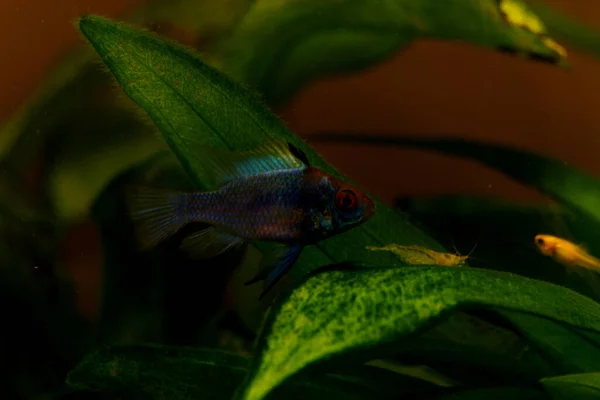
[534,234,600,271]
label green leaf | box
[66,344,438,399]
[389,337,553,386]
[215,0,567,105]
[527,0,600,60]
[392,311,558,386]
[541,372,600,400]
[498,311,600,373]
[434,386,549,400]
[311,134,600,239]
[236,265,600,400]
[76,15,445,284]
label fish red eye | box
[334,189,359,211]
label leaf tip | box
[77,14,99,32]
[76,14,117,43]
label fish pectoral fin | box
[179,227,245,260]
[125,185,187,251]
[245,243,303,300]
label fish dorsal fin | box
[192,138,307,186]
[234,138,307,175]
[287,142,311,166]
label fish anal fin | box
[245,243,303,300]
[125,185,188,251]
[179,227,245,260]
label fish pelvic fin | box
[179,227,246,260]
[125,185,189,251]
[245,242,303,300]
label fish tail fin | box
[125,185,189,250]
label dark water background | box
[0,0,599,345]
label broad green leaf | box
[311,134,600,238]
[215,0,567,106]
[434,386,549,400]
[365,359,458,387]
[541,372,600,400]
[389,337,553,387]
[392,311,558,386]
[528,0,600,59]
[77,15,444,284]
[236,265,600,400]
[66,344,438,399]
[498,311,600,373]
[241,265,561,385]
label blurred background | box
[3,0,600,205]
[1,0,600,397]
[1,0,596,318]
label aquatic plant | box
[4,1,600,399]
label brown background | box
[2,0,600,317]
[2,0,600,204]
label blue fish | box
[126,139,375,299]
